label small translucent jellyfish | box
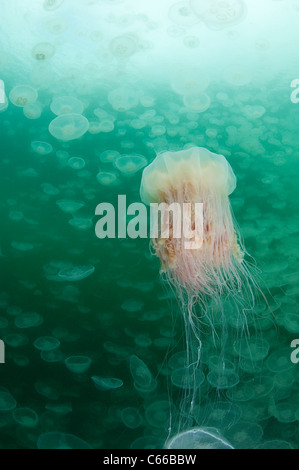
[91,376,123,391]
[44,15,69,34]
[96,171,120,186]
[9,85,38,107]
[243,105,266,120]
[168,0,200,26]
[42,185,59,198]
[49,114,89,141]
[41,349,64,363]
[0,317,8,329]
[98,149,120,163]
[109,34,138,58]
[88,121,101,134]
[14,312,43,328]
[50,96,84,115]
[31,141,53,155]
[56,199,85,213]
[225,421,263,448]
[108,87,139,112]
[67,156,86,170]
[3,333,28,347]
[171,367,205,389]
[234,336,269,361]
[37,432,92,449]
[121,300,144,312]
[256,441,293,450]
[266,348,295,373]
[166,428,234,449]
[68,217,93,231]
[58,265,95,281]
[171,67,210,95]
[114,155,147,176]
[0,391,17,412]
[150,125,166,136]
[45,402,72,415]
[145,401,172,430]
[190,0,247,30]
[183,36,200,48]
[183,92,210,112]
[98,120,114,133]
[34,336,60,351]
[65,356,92,374]
[12,408,39,427]
[43,0,64,11]
[129,355,156,392]
[11,241,35,251]
[223,63,252,86]
[32,42,56,61]
[120,407,142,429]
[196,401,242,430]
[23,102,42,119]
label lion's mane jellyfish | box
[140,147,260,436]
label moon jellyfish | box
[37,432,92,449]
[9,85,38,107]
[223,63,252,87]
[49,114,89,141]
[23,102,42,119]
[91,376,123,391]
[183,92,210,112]
[114,155,147,176]
[56,199,85,213]
[68,156,86,170]
[43,0,64,11]
[44,15,69,35]
[0,391,17,411]
[65,356,92,374]
[58,265,95,281]
[168,1,200,27]
[109,34,138,58]
[12,408,39,427]
[32,42,56,61]
[31,141,53,155]
[140,146,262,436]
[50,96,84,116]
[96,171,120,186]
[108,87,139,112]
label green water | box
[0,0,299,450]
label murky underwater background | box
[0,0,299,449]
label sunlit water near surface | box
[0,0,299,449]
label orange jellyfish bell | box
[140,147,245,297]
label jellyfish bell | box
[165,427,234,449]
[9,85,38,108]
[49,114,89,141]
[32,42,56,61]
[50,96,84,116]
[140,147,245,291]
